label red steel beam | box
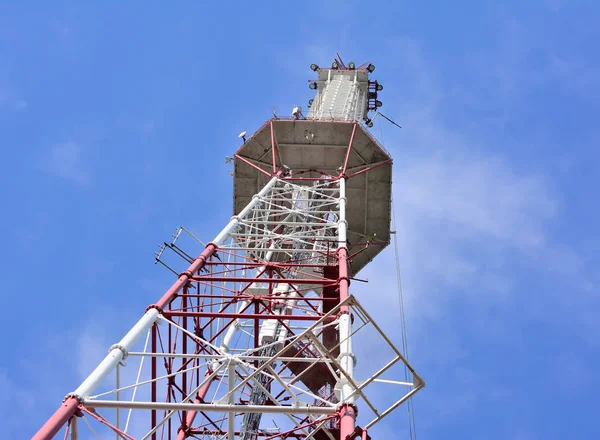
[164,311,331,321]
[202,261,336,268]
[346,159,392,179]
[154,244,218,311]
[281,176,338,181]
[177,293,336,302]
[181,289,189,430]
[190,276,336,285]
[176,372,214,440]
[337,247,351,314]
[339,404,358,440]
[32,244,219,440]
[79,406,135,440]
[31,398,79,440]
[191,430,306,438]
[235,153,272,177]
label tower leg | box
[339,404,357,440]
[176,372,214,440]
[32,397,79,440]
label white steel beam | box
[83,400,336,415]
[213,174,280,245]
[71,309,159,399]
[69,417,77,440]
[228,362,235,440]
[337,177,356,404]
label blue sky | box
[1,1,599,438]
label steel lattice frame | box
[34,60,424,440]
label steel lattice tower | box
[33,56,424,440]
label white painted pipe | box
[63,176,286,420]
[338,178,347,246]
[219,300,247,352]
[214,177,284,365]
[337,177,354,402]
[219,196,300,358]
[213,175,280,245]
[73,309,159,398]
[228,363,235,440]
[338,312,355,403]
[70,416,77,440]
[128,352,329,363]
[83,400,336,415]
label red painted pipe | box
[32,244,219,440]
[338,404,357,440]
[190,276,334,285]
[31,397,79,440]
[163,311,333,321]
[176,372,214,440]
[337,247,351,314]
[155,244,217,310]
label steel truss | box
[34,176,423,440]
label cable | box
[382,122,417,439]
[391,196,417,440]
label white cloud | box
[38,141,90,185]
[355,137,561,342]
[396,153,556,249]
[27,25,596,440]
[349,32,595,437]
[357,32,581,320]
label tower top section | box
[232,57,392,275]
[306,55,382,125]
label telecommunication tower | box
[33,55,424,440]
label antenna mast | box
[33,57,423,440]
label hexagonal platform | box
[233,118,392,275]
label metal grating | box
[307,70,369,122]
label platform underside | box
[233,119,392,275]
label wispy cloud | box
[359,50,563,325]
[351,30,595,436]
[362,30,589,309]
[38,141,91,185]
[397,153,556,249]
[358,148,559,349]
